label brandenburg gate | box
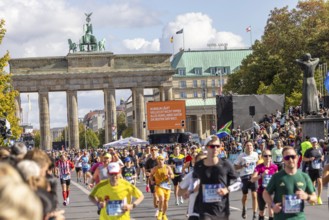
[9,52,174,150]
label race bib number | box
[61,174,70,180]
[262,174,272,188]
[202,184,224,203]
[159,181,171,190]
[276,155,282,163]
[175,165,183,174]
[245,162,255,174]
[283,195,302,213]
[125,176,132,181]
[106,200,123,216]
[311,159,321,169]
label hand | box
[310,157,315,161]
[295,189,308,200]
[272,202,282,213]
[183,191,190,200]
[217,187,229,196]
[97,201,106,208]
[122,204,134,212]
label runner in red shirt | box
[55,153,75,206]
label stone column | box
[164,87,173,101]
[104,88,116,143]
[134,87,145,140]
[159,87,165,101]
[197,114,203,139]
[67,90,79,149]
[38,91,51,150]
[14,95,21,123]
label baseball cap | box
[107,162,120,174]
[124,157,131,163]
[319,139,325,143]
[310,137,318,143]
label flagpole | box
[183,32,185,50]
[249,28,253,48]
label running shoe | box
[157,211,163,220]
[242,207,246,219]
[66,197,70,205]
[317,196,323,205]
[180,196,184,204]
[175,198,179,206]
[63,200,67,206]
[154,209,159,217]
[162,214,168,220]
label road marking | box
[71,180,90,195]
[229,206,241,211]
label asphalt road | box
[57,172,328,220]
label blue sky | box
[0,0,299,129]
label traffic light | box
[181,120,185,127]
[143,121,146,128]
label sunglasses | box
[208,145,220,149]
[283,155,297,161]
[263,155,272,158]
[109,173,118,176]
[151,149,158,151]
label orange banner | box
[147,100,186,130]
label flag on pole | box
[170,36,174,43]
[246,26,251,32]
[27,94,32,111]
[216,120,232,139]
[176,29,183,34]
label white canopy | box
[103,137,149,149]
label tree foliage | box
[225,0,329,108]
[0,19,21,145]
[78,123,100,149]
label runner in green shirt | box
[263,146,316,220]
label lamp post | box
[84,124,87,150]
[202,87,207,138]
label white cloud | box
[160,12,245,53]
[122,38,160,52]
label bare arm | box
[323,164,329,185]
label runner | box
[168,145,185,205]
[122,157,137,185]
[73,151,83,182]
[55,153,75,206]
[144,145,160,217]
[251,149,278,220]
[193,135,241,220]
[150,155,174,220]
[234,141,259,219]
[263,146,316,220]
[271,139,284,171]
[89,162,145,220]
[303,137,324,205]
[81,151,91,185]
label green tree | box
[33,130,40,148]
[79,123,100,149]
[97,128,105,147]
[225,0,329,108]
[0,19,21,145]
[121,127,133,138]
[117,112,127,138]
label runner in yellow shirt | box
[150,155,174,220]
[89,162,144,220]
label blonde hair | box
[0,162,23,183]
[0,177,43,220]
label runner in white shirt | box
[234,141,259,220]
[73,151,83,182]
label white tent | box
[103,137,149,149]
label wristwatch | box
[132,203,137,209]
[306,195,311,201]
